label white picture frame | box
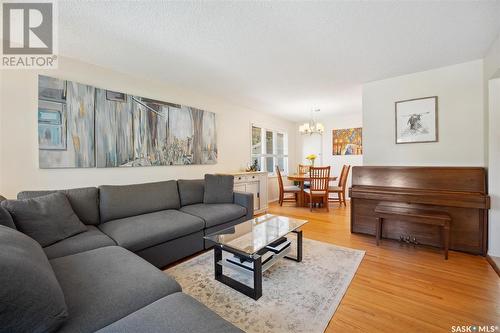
[395,96,438,144]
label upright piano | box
[349,166,490,255]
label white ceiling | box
[58,1,500,121]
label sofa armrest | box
[233,191,254,218]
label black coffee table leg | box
[213,245,263,300]
[285,229,303,262]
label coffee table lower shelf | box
[213,229,303,300]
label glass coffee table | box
[204,214,308,300]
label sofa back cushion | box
[0,225,68,332]
[18,187,100,225]
[178,179,205,206]
[2,192,88,247]
[99,180,180,223]
[204,174,234,204]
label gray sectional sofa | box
[0,177,252,333]
[17,179,253,267]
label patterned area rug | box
[166,238,365,333]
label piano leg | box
[376,217,383,246]
[442,224,450,260]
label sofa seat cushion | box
[50,246,181,333]
[180,203,247,228]
[98,210,205,252]
[96,292,243,333]
[44,225,116,259]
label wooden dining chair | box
[329,164,351,206]
[298,164,310,174]
[298,164,311,188]
[276,166,301,206]
[304,166,331,212]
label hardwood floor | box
[267,201,500,333]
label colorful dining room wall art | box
[332,127,362,155]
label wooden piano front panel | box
[351,198,486,255]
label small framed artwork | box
[395,96,438,144]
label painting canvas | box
[332,128,362,155]
[38,101,66,150]
[38,75,218,168]
[395,96,438,144]
[38,76,95,168]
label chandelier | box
[299,109,324,135]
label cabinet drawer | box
[244,174,258,182]
[234,175,246,183]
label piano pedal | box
[399,235,420,246]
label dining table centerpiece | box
[305,154,317,166]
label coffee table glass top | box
[204,214,307,255]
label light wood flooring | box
[267,201,500,333]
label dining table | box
[287,173,338,207]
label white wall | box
[363,60,485,167]
[485,33,500,257]
[484,34,500,81]
[483,33,500,168]
[299,134,323,165]
[296,112,363,195]
[0,56,296,199]
[0,70,3,196]
[487,78,500,257]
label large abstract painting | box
[38,75,217,168]
[332,127,362,155]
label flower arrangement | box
[305,154,317,166]
[245,159,260,172]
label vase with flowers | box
[305,154,317,166]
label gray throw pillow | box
[203,174,234,204]
[18,187,100,225]
[0,206,16,229]
[0,225,68,332]
[1,192,87,247]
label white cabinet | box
[231,171,268,215]
[246,182,260,211]
[234,183,246,193]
